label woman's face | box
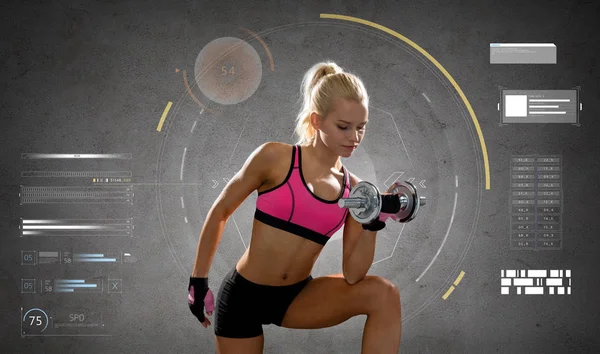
[312,97,369,157]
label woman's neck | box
[301,141,343,173]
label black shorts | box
[214,266,312,338]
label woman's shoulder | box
[258,141,293,159]
[250,142,294,169]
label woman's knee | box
[363,276,401,313]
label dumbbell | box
[337,180,426,224]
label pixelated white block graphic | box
[500,269,571,295]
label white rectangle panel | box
[525,287,544,295]
[514,278,534,286]
[528,270,547,278]
[505,95,528,117]
[546,279,562,286]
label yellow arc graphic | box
[320,14,491,190]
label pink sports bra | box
[254,145,351,245]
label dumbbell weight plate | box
[346,181,382,224]
[385,181,422,222]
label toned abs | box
[236,143,346,286]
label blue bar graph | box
[76,258,117,262]
[52,279,102,293]
[55,279,85,283]
[75,254,104,257]
[73,252,120,263]
[55,284,97,288]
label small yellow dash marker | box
[442,286,455,300]
[454,271,465,286]
[157,101,173,132]
[443,271,466,300]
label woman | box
[188,61,402,353]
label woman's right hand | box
[188,277,215,328]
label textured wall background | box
[1,0,599,353]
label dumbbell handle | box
[338,197,368,209]
[398,195,409,210]
[382,194,408,213]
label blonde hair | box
[293,61,369,145]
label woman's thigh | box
[280,274,399,329]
